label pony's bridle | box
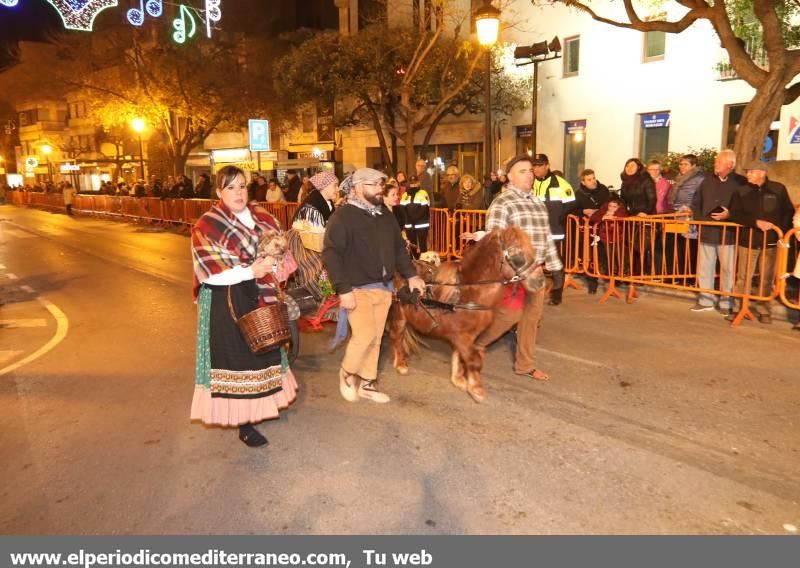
[501,247,540,284]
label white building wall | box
[337,0,799,179]
[499,0,768,185]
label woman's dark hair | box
[216,166,246,191]
[680,154,698,167]
[624,158,644,174]
[607,197,625,207]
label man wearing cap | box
[475,154,564,382]
[531,154,579,305]
[323,168,426,403]
[727,161,794,324]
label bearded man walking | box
[323,168,426,403]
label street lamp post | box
[474,1,501,177]
[131,118,146,180]
[41,144,53,181]
[514,38,561,156]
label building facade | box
[334,0,800,190]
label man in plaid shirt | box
[476,154,564,382]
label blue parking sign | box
[249,119,270,152]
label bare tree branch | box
[784,81,800,105]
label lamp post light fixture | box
[131,117,146,180]
[41,143,54,181]
[514,37,561,156]
[474,1,501,179]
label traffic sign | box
[248,119,270,152]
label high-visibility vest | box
[533,173,576,240]
[399,188,431,229]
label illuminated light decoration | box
[127,0,162,26]
[172,4,197,44]
[205,0,221,38]
[0,0,20,7]
[45,0,119,32]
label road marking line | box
[0,319,47,328]
[0,351,23,365]
[6,273,18,280]
[20,285,35,293]
[0,297,69,377]
[537,346,613,370]
[0,263,5,269]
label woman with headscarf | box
[287,171,340,301]
[292,171,339,230]
[190,166,298,448]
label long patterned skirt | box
[191,280,298,426]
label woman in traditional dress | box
[191,166,299,448]
[292,171,339,228]
[287,171,340,301]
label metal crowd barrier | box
[583,215,792,326]
[450,209,486,259]
[428,208,452,258]
[778,227,800,312]
[9,193,799,322]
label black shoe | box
[238,424,268,448]
[548,287,563,306]
[587,282,598,295]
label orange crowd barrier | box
[778,227,800,312]
[10,193,799,322]
[428,208,451,259]
[450,209,486,259]
[585,215,790,326]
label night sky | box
[0,0,339,69]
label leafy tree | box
[651,147,718,174]
[277,18,530,174]
[8,24,286,176]
[546,0,800,165]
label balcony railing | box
[716,34,769,81]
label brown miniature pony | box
[389,226,545,403]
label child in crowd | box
[588,198,629,281]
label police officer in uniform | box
[399,175,431,258]
[531,154,579,305]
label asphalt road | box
[1,205,798,535]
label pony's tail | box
[401,324,427,356]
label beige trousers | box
[341,288,393,381]
[476,288,545,374]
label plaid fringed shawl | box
[192,202,294,305]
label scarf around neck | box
[347,193,382,215]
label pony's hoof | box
[451,376,467,391]
[396,365,409,376]
[468,386,487,403]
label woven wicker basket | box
[228,287,291,354]
[292,220,325,253]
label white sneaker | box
[339,369,359,403]
[358,379,391,403]
[689,303,714,312]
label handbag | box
[228,285,291,354]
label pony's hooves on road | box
[468,388,487,403]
